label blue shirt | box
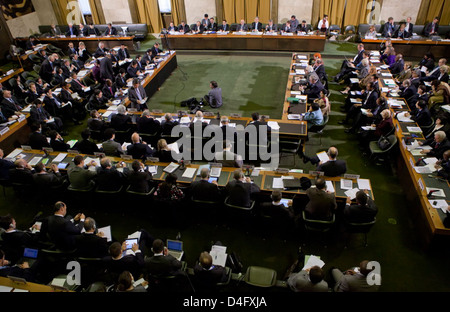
[304,109,324,126]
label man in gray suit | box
[50,24,62,36]
[265,20,277,33]
[102,128,124,156]
[236,20,249,32]
[128,78,147,111]
[287,266,329,292]
[332,260,381,292]
[214,140,243,168]
[204,80,222,108]
[68,155,97,191]
[305,178,337,220]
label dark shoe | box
[338,120,347,125]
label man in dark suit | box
[344,190,377,224]
[282,21,293,33]
[189,111,208,135]
[1,90,22,120]
[93,42,108,58]
[127,133,155,159]
[399,80,417,104]
[95,157,127,191]
[28,123,50,150]
[75,217,109,258]
[251,17,262,32]
[115,68,128,89]
[89,89,110,111]
[297,20,311,33]
[100,53,115,82]
[424,17,439,37]
[208,18,217,31]
[128,78,147,111]
[30,100,64,132]
[87,110,105,132]
[78,23,88,37]
[305,178,337,220]
[264,19,277,32]
[26,36,37,50]
[151,43,163,59]
[336,43,365,82]
[141,49,154,67]
[340,82,378,126]
[167,21,178,32]
[178,21,190,34]
[316,147,347,177]
[50,24,62,36]
[33,162,66,189]
[9,158,34,185]
[189,168,221,202]
[192,21,205,34]
[201,14,211,29]
[39,55,57,83]
[194,251,227,288]
[0,148,15,180]
[421,131,450,160]
[117,44,130,61]
[219,20,230,32]
[383,17,396,37]
[49,130,70,152]
[405,100,432,127]
[104,23,117,36]
[404,17,414,38]
[314,59,326,82]
[74,128,100,155]
[389,54,404,75]
[300,76,324,101]
[66,23,79,37]
[102,79,119,100]
[103,241,145,281]
[145,239,182,277]
[67,42,78,57]
[127,160,153,193]
[161,113,179,135]
[86,23,100,36]
[137,110,161,134]
[127,60,141,79]
[39,201,85,250]
[225,169,260,207]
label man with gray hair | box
[189,167,221,202]
[300,75,324,101]
[421,130,450,160]
[110,104,132,131]
[214,140,243,168]
[95,157,127,191]
[225,169,260,207]
[161,113,179,135]
[75,217,109,258]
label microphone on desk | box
[427,190,439,198]
[415,157,426,166]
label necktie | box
[136,88,142,100]
[431,24,435,33]
[109,87,113,95]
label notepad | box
[340,179,353,190]
[182,168,197,178]
[272,178,284,189]
[163,162,180,173]
[267,121,280,130]
[357,178,371,190]
[407,127,422,133]
[147,166,158,175]
[426,187,446,197]
[428,199,449,213]
[28,156,43,166]
[344,188,360,199]
[97,225,112,242]
[53,153,67,163]
[302,255,325,271]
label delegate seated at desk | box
[127,133,155,159]
[68,155,97,190]
[225,169,260,207]
[190,168,221,202]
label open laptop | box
[166,239,184,261]
[22,248,39,266]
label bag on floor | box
[377,135,391,150]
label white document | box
[133,278,149,289]
[51,278,66,288]
[414,166,434,174]
[428,199,449,213]
[168,142,180,154]
[291,91,301,95]
[182,168,197,179]
[406,140,420,151]
[410,149,424,156]
[53,153,67,163]
[361,126,376,131]
[210,249,227,267]
[97,225,112,242]
[0,286,14,292]
[357,178,371,190]
[326,181,335,193]
[288,114,301,120]
[424,158,439,166]
[426,187,446,197]
[302,255,325,271]
[407,127,422,133]
[163,162,180,173]
[6,149,23,159]
[128,231,142,240]
[350,98,362,104]
[384,79,397,86]
[148,166,158,175]
[267,121,280,130]
[29,156,43,166]
[340,179,353,190]
[349,78,360,84]
[179,117,191,123]
[272,178,284,189]
[316,151,329,164]
[344,188,360,199]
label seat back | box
[302,211,335,232]
[345,25,356,34]
[244,266,277,287]
[346,218,376,233]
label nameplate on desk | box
[151,109,163,114]
[67,150,79,155]
[230,113,242,118]
[309,171,324,177]
[146,157,160,163]
[418,178,425,192]
[401,139,407,149]
[409,157,415,168]
[344,174,360,180]
[21,145,32,151]
[42,147,53,153]
[0,127,9,136]
[18,115,26,123]
[94,152,106,158]
[121,155,132,160]
[275,168,289,174]
[127,108,137,112]
[209,162,223,168]
[203,112,214,117]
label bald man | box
[237,19,248,32]
[303,147,347,177]
[9,158,34,185]
[126,133,155,159]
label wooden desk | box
[0,276,71,292]
[0,68,24,84]
[19,36,136,52]
[362,38,450,58]
[164,33,326,52]
[0,116,31,155]
[371,52,450,242]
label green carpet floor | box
[2,40,450,292]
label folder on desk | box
[283,178,301,189]
[163,162,180,173]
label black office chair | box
[279,139,302,166]
[368,134,398,163]
[302,211,335,247]
[308,114,329,145]
[420,117,435,136]
[33,64,41,74]
[76,257,106,288]
[344,218,376,248]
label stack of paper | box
[326,181,335,193]
[53,153,67,163]
[426,187,446,197]
[344,188,360,199]
[29,156,43,166]
[267,121,280,130]
[302,255,325,271]
[428,199,449,213]
[407,126,423,133]
[182,168,197,178]
[340,179,353,190]
[272,178,284,189]
[357,178,371,190]
[210,245,227,267]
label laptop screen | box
[167,240,182,251]
[23,248,38,259]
